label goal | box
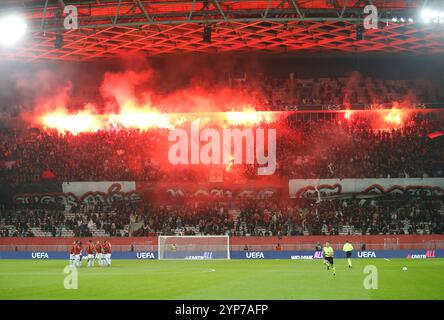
[158,235,230,260]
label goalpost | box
[158,235,230,260]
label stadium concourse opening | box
[0,0,444,305]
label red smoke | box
[28,56,418,134]
[33,54,271,133]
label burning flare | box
[41,109,105,134]
[384,109,403,125]
[39,107,277,134]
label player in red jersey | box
[103,240,112,267]
[95,241,103,267]
[69,241,77,266]
[86,240,95,267]
[74,241,81,267]
[78,241,84,267]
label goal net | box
[158,235,230,260]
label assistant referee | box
[343,240,354,268]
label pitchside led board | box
[1,250,442,260]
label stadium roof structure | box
[0,0,443,61]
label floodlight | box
[0,15,27,47]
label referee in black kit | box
[322,241,336,276]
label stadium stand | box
[1,110,443,185]
[1,73,443,239]
[2,196,443,238]
[258,75,444,110]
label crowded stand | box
[71,73,444,111]
[1,110,443,185]
[278,113,444,179]
[231,73,444,110]
[1,72,444,240]
[1,113,443,238]
[1,196,443,238]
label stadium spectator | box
[1,110,442,185]
[2,195,442,237]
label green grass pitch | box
[0,258,443,300]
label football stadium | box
[0,0,444,304]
